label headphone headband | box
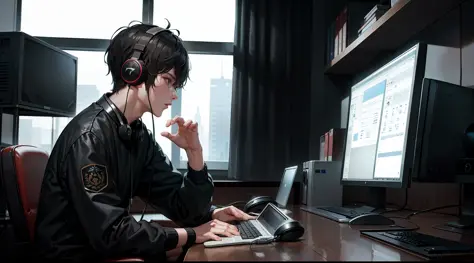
[121,26,172,86]
[130,27,170,60]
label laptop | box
[204,203,294,248]
[275,165,298,209]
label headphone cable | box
[140,89,156,221]
[123,86,134,213]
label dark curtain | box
[229,0,314,181]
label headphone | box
[120,26,172,87]
[99,94,133,141]
[113,25,171,141]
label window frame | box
[16,0,234,175]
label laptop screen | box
[275,166,298,207]
[257,204,287,235]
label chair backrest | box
[0,145,49,242]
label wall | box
[309,0,347,160]
[338,1,474,212]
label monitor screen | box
[22,37,77,115]
[342,45,419,184]
[257,204,287,235]
[275,166,297,207]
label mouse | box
[243,196,277,213]
[274,221,305,242]
[348,213,395,225]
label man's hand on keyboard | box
[211,205,257,222]
[193,219,240,243]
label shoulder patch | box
[81,164,108,192]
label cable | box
[379,188,409,215]
[249,237,276,251]
[404,204,459,219]
[140,88,156,222]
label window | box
[153,0,236,43]
[176,54,233,169]
[18,117,53,153]
[20,0,143,39]
[18,2,234,172]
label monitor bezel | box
[339,42,427,189]
[19,32,78,117]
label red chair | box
[0,145,143,262]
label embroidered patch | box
[81,164,108,192]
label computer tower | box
[301,160,343,207]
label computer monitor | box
[341,43,427,210]
[413,78,474,230]
[275,165,298,208]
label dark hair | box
[105,21,190,92]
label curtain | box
[229,0,314,181]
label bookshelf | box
[325,0,463,75]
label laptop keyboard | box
[235,221,262,239]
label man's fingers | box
[230,206,255,220]
[206,232,222,241]
[173,115,185,125]
[216,220,239,232]
[189,122,198,132]
[166,116,186,127]
[243,212,257,220]
[213,223,239,236]
[183,119,193,128]
[213,226,239,237]
[213,228,233,237]
[160,131,175,140]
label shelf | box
[325,0,464,75]
[0,104,74,118]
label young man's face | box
[139,68,178,117]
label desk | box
[183,206,474,261]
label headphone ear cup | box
[118,124,133,141]
[121,59,147,86]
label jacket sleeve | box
[63,132,179,259]
[137,132,215,227]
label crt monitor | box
[413,78,474,231]
[341,43,426,211]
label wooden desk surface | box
[184,206,474,261]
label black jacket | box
[34,94,215,261]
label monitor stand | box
[350,187,387,214]
[443,183,474,231]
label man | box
[34,22,253,262]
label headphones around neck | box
[101,94,133,141]
[117,108,133,141]
[120,26,172,87]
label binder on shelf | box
[324,132,329,161]
[327,128,346,161]
[319,135,326,161]
[325,1,378,65]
